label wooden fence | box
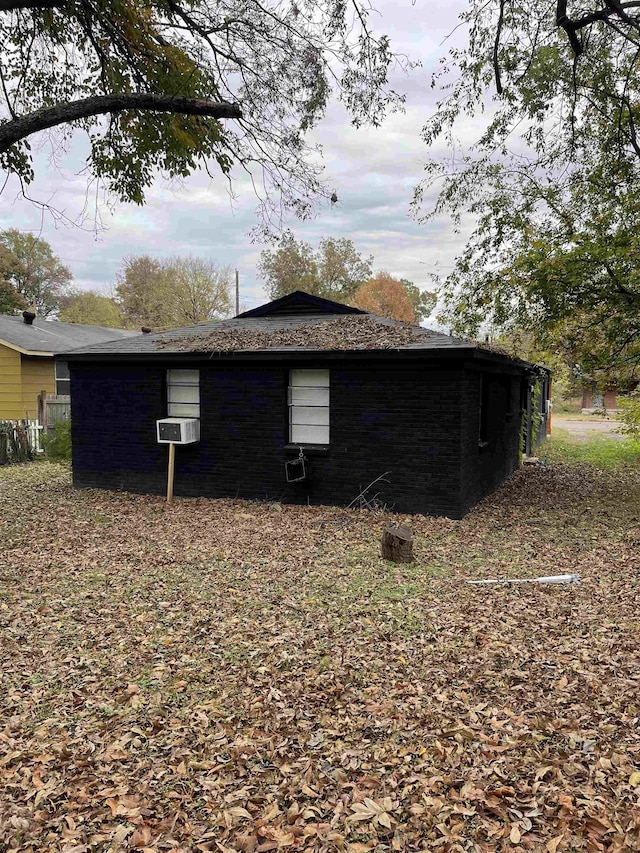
[0,420,43,464]
[37,391,71,433]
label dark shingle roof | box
[60,312,474,356]
[237,290,366,317]
[0,314,136,354]
[58,291,539,370]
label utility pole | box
[235,269,240,316]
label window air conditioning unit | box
[156,418,200,444]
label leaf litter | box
[1,461,639,852]
[159,315,431,353]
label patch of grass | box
[552,397,582,415]
[539,427,640,468]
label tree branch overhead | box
[0,1,66,9]
[420,0,640,384]
[0,94,242,154]
[0,0,403,225]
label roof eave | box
[468,346,549,373]
[59,334,549,372]
[60,345,502,364]
[0,337,54,356]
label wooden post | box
[547,377,552,435]
[167,442,176,503]
[38,390,47,431]
[381,524,414,563]
[526,384,533,456]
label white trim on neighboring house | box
[0,337,54,356]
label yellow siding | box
[0,343,23,420]
[21,356,55,420]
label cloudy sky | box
[0,0,479,314]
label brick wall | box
[582,387,618,410]
[70,358,521,518]
[70,363,167,494]
[460,370,523,514]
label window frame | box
[288,368,330,446]
[478,374,490,448]
[505,376,514,422]
[167,368,200,419]
[55,360,70,396]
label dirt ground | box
[1,461,640,852]
[552,415,626,441]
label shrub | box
[617,393,640,440]
[43,419,72,462]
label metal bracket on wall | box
[285,447,309,483]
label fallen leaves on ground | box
[1,461,639,852]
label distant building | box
[581,383,637,414]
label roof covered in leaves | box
[0,313,136,355]
[60,291,538,370]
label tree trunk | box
[380,523,414,563]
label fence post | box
[38,391,47,431]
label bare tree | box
[168,257,233,324]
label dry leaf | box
[2,462,640,852]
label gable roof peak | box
[236,290,366,319]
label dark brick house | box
[60,292,549,519]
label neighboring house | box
[581,383,637,414]
[60,291,549,519]
[0,311,135,420]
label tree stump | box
[380,523,414,563]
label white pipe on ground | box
[467,574,580,585]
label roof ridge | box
[236,290,366,318]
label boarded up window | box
[167,369,200,418]
[288,369,329,445]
